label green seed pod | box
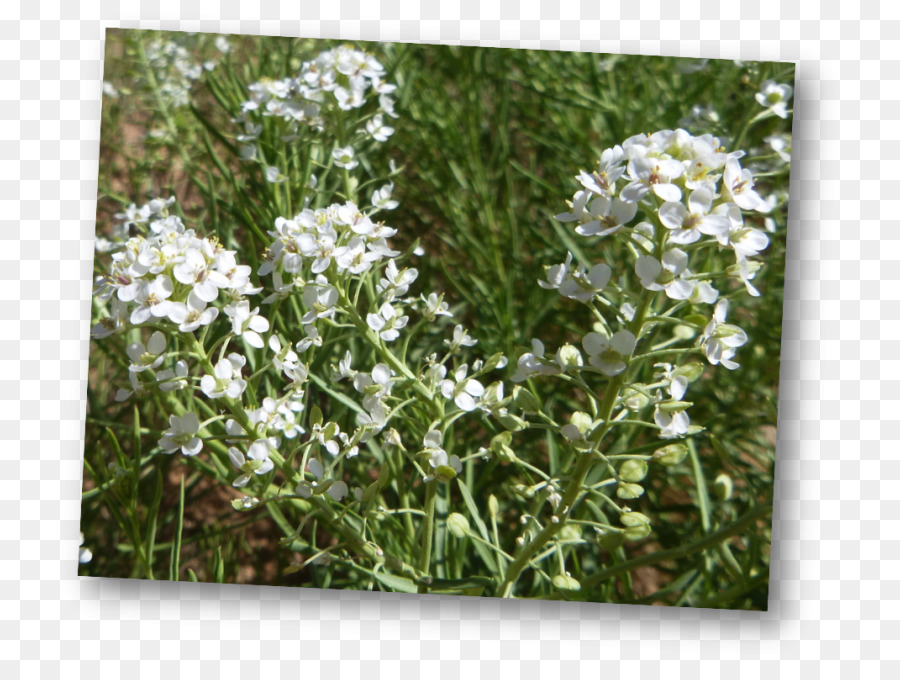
[623,522,652,541]
[616,482,644,499]
[447,513,470,539]
[488,494,499,518]
[552,574,582,592]
[596,528,625,551]
[619,459,649,483]
[619,511,651,528]
[435,465,458,483]
[653,443,688,466]
[490,431,516,462]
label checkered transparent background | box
[2,0,898,676]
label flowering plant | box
[83,32,791,607]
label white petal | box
[327,481,349,501]
[455,392,477,412]
[308,458,324,480]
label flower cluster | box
[516,129,773,447]
[235,45,397,165]
[143,34,228,109]
[94,197,260,333]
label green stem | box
[496,284,657,598]
[417,480,438,592]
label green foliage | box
[82,29,792,609]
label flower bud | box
[714,473,733,501]
[570,411,593,434]
[447,512,470,538]
[673,363,704,382]
[652,442,688,466]
[482,352,508,372]
[512,385,541,413]
[619,459,649,483]
[673,324,697,340]
[488,494,499,518]
[657,400,693,413]
[497,412,528,432]
[555,343,583,370]
[621,386,650,411]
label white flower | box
[634,249,695,300]
[296,458,349,501]
[353,363,394,412]
[200,353,247,399]
[440,364,485,412]
[126,331,167,372]
[377,259,418,300]
[265,166,286,183]
[654,363,688,401]
[446,324,477,351]
[334,350,356,381]
[268,335,302,380]
[301,279,339,323]
[658,187,730,245]
[225,300,270,348]
[173,247,220,302]
[262,270,295,304]
[723,159,768,212]
[559,263,612,303]
[582,330,636,376]
[755,80,793,119]
[655,407,691,439]
[372,183,399,210]
[554,190,589,223]
[574,196,637,237]
[215,36,232,54]
[91,298,129,339]
[130,275,174,325]
[510,339,563,383]
[159,412,202,456]
[332,146,358,169]
[729,226,770,263]
[167,293,219,333]
[228,439,275,488]
[700,300,748,370]
[366,113,394,142]
[156,360,189,392]
[420,292,452,319]
[621,156,685,203]
[576,146,626,198]
[79,533,92,564]
[366,302,408,342]
[423,430,462,482]
[295,324,323,353]
[334,236,380,274]
[538,252,573,290]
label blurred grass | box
[83,29,793,608]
